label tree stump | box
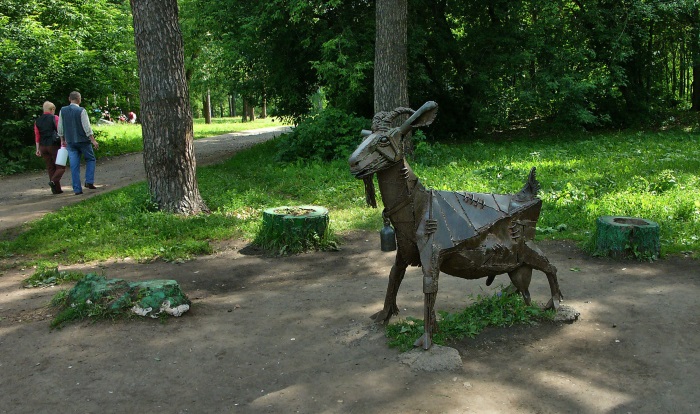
[256,206,330,254]
[595,216,660,260]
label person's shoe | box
[49,181,58,194]
[75,191,83,195]
[85,183,97,189]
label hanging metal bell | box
[380,222,397,252]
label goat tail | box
[514,167,541,201]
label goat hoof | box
[545,297,561,310]
[413,333,433,350]
[370,309,393,324]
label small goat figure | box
[348,101,563,350]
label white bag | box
[55,147,68,166]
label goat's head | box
[348,101,438,179]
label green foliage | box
[23,266,85,288]
[1,124,699,265]
[0,0,138,170]
[386,289,555,352]
[274,108,370,162]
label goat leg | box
[370,257,408,324]
[414,292,438,350]
[522,241,563,309]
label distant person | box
[128,111,137,124]
[34,101,65,194]
[58,91,99,195]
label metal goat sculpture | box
[348,101,563,350]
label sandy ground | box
[0,127,699,413]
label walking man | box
[58,91,99,195]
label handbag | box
[52,130,61,145]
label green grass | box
[23,266,85,287]
[414,128,700,256]
[1,125,698,267]
[94,117,286,158]
[386,289,556,352]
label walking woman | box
[34,101,65,194]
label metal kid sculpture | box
[348,101,563,350]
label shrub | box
[274,108,369,162]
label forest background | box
[2,0,699,175]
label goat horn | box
[379,107,415,130]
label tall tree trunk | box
[692,7,700,111]
[374,0,409,146]
[242,99,248,122]
[261,93,267,119]
[232,92,237,117]
[130,0,208,215]
[204,89,212,124]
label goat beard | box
[363,175,377,208]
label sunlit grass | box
[1,126,698,266]
[93,117,288,157]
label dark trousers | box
[39,144,66,191]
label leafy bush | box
[274,108,370,162]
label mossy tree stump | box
[52,274,191,327]
[595,216,660,260]
[256,205,330,254]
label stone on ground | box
[398,345,463,372]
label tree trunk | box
[261,94,267,119]
[374,0,410,150]
[692,7,700,111]
[248,101,256,121]
[204,89,212,124]
[130,0,208,215]
[232,92,237,117]
[242,99,248,122]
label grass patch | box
[93,117,287,158]
[23,266,85,288]
[386,289,556,352]
[253,222,338,255]
[0,125,698,265]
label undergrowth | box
[253,222,339,255]
[386,289,556,352]
[23,266,85,288]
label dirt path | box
[0,126,699,413]
[0,126,291,233]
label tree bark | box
[374,0,408,113]
[374,0,410,151]
[204,89,212,124]
[248,101,256,121]
[692,6,700,111]
[261,93,267,119]
[130,0,208,215]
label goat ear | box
[399,101,438,135]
